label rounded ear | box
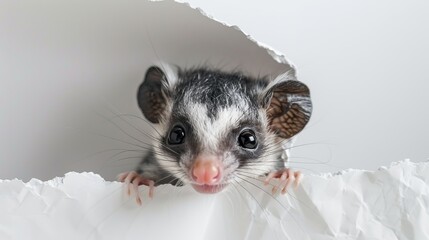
[261,79,312,139]
[137,66,169,123]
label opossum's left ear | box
[137,66,172,124]
[260,74,312,139]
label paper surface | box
[1,1,428,239]
[1,160,427,240]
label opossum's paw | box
[117,171,155,205]
[264,168,302,194]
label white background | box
[0,0,428,180]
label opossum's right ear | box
[137,66,171,123]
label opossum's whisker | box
[239,165,321,174]
[93,109,155,148]
[75,128,153,151]
[283,142,331,151]
[234,172,320,217]
[231,179,282,240]
[102,106,179,156]
[154,171,186,186]
[234,175,287,211]
[72,127,177,161]
[84,107,179,161]
[223,187,236,216]
[287,156,333,164]
[82,148,145,159]
[108,156,176,165]
[234,175,306,235]
[104,150,172,163]
[109,113,162,135]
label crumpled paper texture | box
[0,160,427,240]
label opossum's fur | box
[137,66,310,186]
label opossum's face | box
[138,66,312,193]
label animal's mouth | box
[191,183,227,194]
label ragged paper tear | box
[2,1,427,239]
[1,160,427,240]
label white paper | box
[1,160,427,240]
[1,1,428,239]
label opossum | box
[117,65,312,205]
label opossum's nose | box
[192,156,221,185]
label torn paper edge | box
[173,0,297,72]
[1,160,428,240]
[1,159,422,189]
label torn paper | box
[0,160,427,240]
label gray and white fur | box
[135,64,312,188]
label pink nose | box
[192,160,221,184]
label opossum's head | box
[137,65,312,193]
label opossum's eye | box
[238,130,258,149]
[168,126,186,145]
